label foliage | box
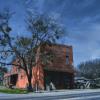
[0,67,8,73]
[77,59,100,79]
[0,67,8,84]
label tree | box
[0,66,7,85]
[0,10,65,91]
[0,67,8,73]
[77,59,100,79]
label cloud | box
[1,0,100,66]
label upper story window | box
[66,56,69,64]
[66,48,70,64]
[20,75,24,79]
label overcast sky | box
[0,0,100,66]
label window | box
[66,56,69,64]
[20,75,24,79]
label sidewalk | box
[0,89,100,99]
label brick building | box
[4,44,74,90]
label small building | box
[4,44,74,90]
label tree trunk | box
[27,77,33,92]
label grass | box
[0,88,28,94]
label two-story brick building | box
[4,44,74,90]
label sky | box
[0,0,100,66]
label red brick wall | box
[10,65,44,89]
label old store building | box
[4,44,74,90]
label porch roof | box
[4,72,18,77]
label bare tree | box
[78,59,100,79]
[0,10,65,91]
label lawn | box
[0,88,28,94]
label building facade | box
[4,44,74,90]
